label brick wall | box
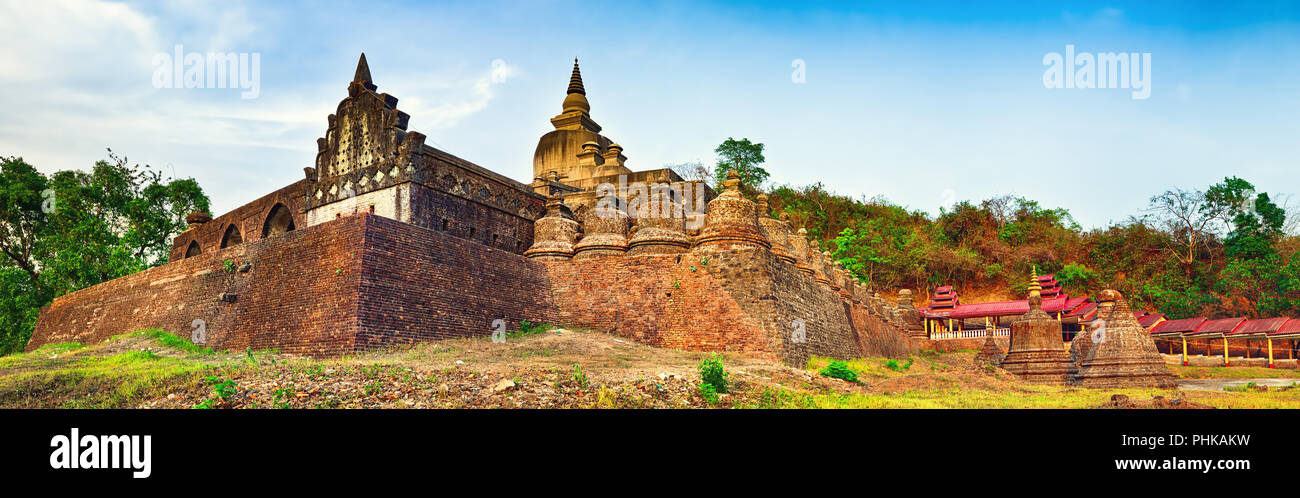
[34,211,913,366]
[544,253,774,358]
[407,182,537,254]
[32,213,366,355]
[352,215,558,349]
[169,180,307,262]
[543,246,913,365]
[30,214,559,356]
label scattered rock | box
[490,379,516,394]
[1101,393,1212,409]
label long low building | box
[921,274,1299,368]
[1150,315,1299,368]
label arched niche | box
[220,224,243,248]
[262,203,296,238]
[184,240,202,258]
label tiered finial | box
[1027,265,1043,308]
[568,58,586,95]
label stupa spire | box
[1027,266,1042,309]
[568,58,586,95]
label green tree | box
[1225,192,1286,259]
[1204,176,1256,230]
[1055,262,1099,294]
[713,137,768,189]
[0,152,208,355]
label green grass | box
[512,320,554,338]
[0,348,218,408]
[0,342,88,368]
[123,329,214,355]
[805,355,937,381]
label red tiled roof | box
[923,295,1082,320]
[1150,317,1207,336]
[934,286,952,293]
[1067,301,1097,318]
[1226,317,1289,336]
[1056,296,1089,314]
[1186,317,1246,336]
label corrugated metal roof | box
[1270,319,1300,336]
[1227,317,1289,336]
[1137,313,1166,329]
[1186,317,1246,336]
[1150,317,1206,335]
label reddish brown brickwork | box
[353,215,557,349]
[169,180,307,262]
[544,253,774,358]
[544,246,913,366]
[29,214,557,356]
[406,182,538,254]
[33,213,365,355]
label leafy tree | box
[1204,176,1256,232]
[712,137,768,190]
[831,219,911,289]
[1055,262,1099,294]
[1225,192,1286,259]
[0,152,208,355]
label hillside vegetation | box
[763,176,1300,319]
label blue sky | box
[1,0,1298,229]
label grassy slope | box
[2,328,1298,409]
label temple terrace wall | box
[27,214,558,356]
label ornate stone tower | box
[532,59,628,187]
[304,53,427,226]
[303,54,545,252]
[1000,269,1075,384]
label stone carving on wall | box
[306,54,426,211]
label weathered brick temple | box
[26,55,917,366]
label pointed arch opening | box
[262,203,296,238]
[220,224,243,248]
[184,240,202,258]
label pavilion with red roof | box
[922,273,1299,368]
[919,273,1092,341]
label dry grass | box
[4,327,1300,409]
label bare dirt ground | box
[3,327,1297,409]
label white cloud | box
[394,59,519,131]
[0,0,159,85]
